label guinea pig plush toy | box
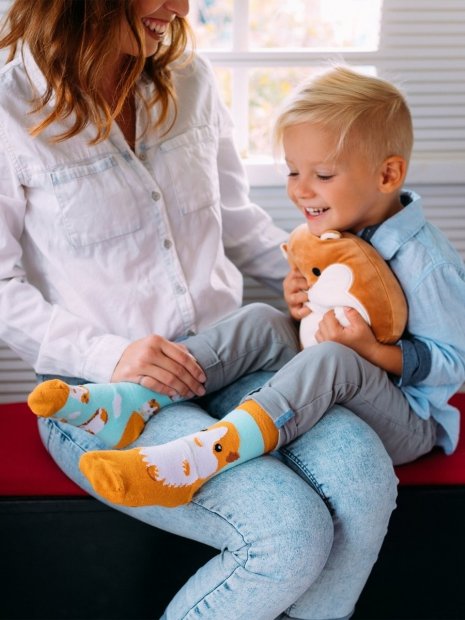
[282,224,408,348]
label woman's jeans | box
[37,369,397,620]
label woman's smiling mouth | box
[142,17,168,39]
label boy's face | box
[283,122,391,236]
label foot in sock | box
[28,379,176,448]
[79,401,279,507]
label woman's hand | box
[111,335,207,398]
[315,307,403,375]
[283,268,311,321]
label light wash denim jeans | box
[37,368,397,620]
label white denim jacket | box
[0,49,288,382]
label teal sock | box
[28,379,176,448]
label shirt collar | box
[360,190,426,260]
[21,45,50,100]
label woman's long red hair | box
[0,0,192,142]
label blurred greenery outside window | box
[189,0,383,159]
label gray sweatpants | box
[186,303,436,466]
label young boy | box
[29,66,465,508]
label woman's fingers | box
[145,339,206,397]
[111,335,206,397]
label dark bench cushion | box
[1,395,464,496]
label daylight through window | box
[189,0,383,157]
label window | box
[191,0,465,189]
[190,0,383,158]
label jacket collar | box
[363,190,425,260]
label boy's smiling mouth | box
[305,207,330,216]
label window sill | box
[245,154,465,188]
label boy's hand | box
[315,307,377,358]
[315,307,402,376]
[111,335,207,398]
[283,268,311,321]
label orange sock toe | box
[27,379,70,417]
[79,451,129,505]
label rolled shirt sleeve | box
[398,336,432,386]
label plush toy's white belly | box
[300,263,370,348]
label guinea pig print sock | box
[79,400,279,507]
[28,379,175,448]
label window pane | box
[212,67,232,108]
[249,0,382,50]
[248,66,376,156]
[248,67,320,155]
[189,0,234,49]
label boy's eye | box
[287,171,299,177]
[316,174,334,181]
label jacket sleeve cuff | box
[397,337,432,387]
[81,335,131,383]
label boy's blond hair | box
[274,66,413,169]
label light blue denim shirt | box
[0,49,287,382]
[364,190,465,453]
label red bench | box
[1,396,465,620]
[0,401,87,497]
[1,395,465,496]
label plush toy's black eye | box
[312,267,321,277]
[214,443,223,452]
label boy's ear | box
[378,156,407,193]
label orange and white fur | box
[79,421,241,507]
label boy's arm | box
[360,340,403,376]
[398,263,465,388]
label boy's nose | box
[297,180,316,198]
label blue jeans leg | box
[202,371,397,619]
[37,372,396,620]
[37,384,333,620]
[277,405,398,620]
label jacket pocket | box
[160,126,220,214]
[51,154,143,247]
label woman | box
[0,1,397,618]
